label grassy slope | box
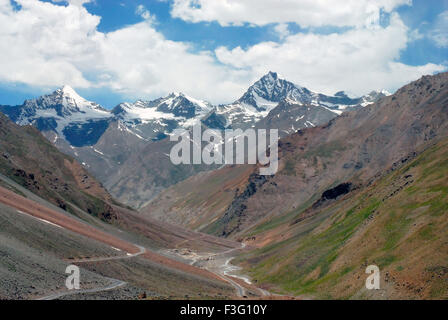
[236,138,448,299]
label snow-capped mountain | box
[113,92,212,122]
[0,74,387,148]
[239,71,314,112]
[0,85,113,147]
[210,72,308,129]
[14,85,111,124]
[255,99,337,137]
[209,71,387,129]
[0,74,391,208]
[112,92,213,141]
[0,86,214,145]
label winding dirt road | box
[0,186,239,299]
[68,244,147,263]
[36,245,148,300]
[37,278,127,301]
[1,185,273,299]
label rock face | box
[254,99,337,137]
[214,174,270,237]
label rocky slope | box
[235,136,448,299]
[147,165,255,231]
[0,112,243,300]
[254,99,337,137]
[51,120,147,184]
[0,112,120,221]
[103,135,220,208]
[0,177,237,300]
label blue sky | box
[0,0,447,108]
[85,0,280,50]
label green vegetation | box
[238,137,448,299]
[246,193,320,236]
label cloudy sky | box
[0,0,447,108]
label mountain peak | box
[165,92,211,109]
[236,71,307,112]
[21,84,109,116]
[264,71,279,80]
[61,84,75,92]
[54,84,89,104]
[168,91,185,98]
[260,71,290,82]
[334,91,349,98]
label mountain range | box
[0,71,447,300]
[151,72,447,237]
[143,71,448,299]
[0,72,388,207]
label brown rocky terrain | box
[47,120,146,185]
[0,181,242,299]
[144,72,448,240]
[255,99,337,137]
[0,112,252,299]
[104,132,221,209]
[140,72,448,299]
[146,165,254,232]
[0,113,119,221]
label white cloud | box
[170,0,411,27]
[98,21,249,102]
[273,23,290,40]
[409,28,424,42]
[135,4,156,24]
[0,0,444,105]
[0,0,248,103]
[429,10,448,48]
[0,0,100,88]
[215,13,445,96]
